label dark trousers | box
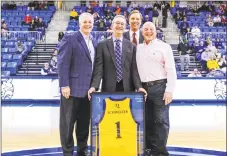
[60,95,90,156]
[144,82,170,156]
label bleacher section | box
[1,5,56,76]
[1,5,56,31]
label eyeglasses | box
[114,22,125,26]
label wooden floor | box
[2,106,226,153]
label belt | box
[142,79,167,87]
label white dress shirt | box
[80,31,95,70]
[136,38,177,93]
[129,29,140,43]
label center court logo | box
[1,78,14,99]
[214,79,226,99]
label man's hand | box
[163,92,173,105]
[88,87,96,101]
[138,88,148,101]
[62,87,70,99]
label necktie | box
[132,32,137,45]
[115,39,122,82]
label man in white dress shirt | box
[123,10,144,45]
[136,22,177,156]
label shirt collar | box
[143,38,158,46]
[79,30,93,40]
[112,35,123,42]
[129,29,140,37]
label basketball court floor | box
[2,102,226,156]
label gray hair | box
[112,15,127,25]
[142,21,156,32]
[79,12,94,24]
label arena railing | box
[1,31,43,43]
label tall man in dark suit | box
[88,15,147,98]
[57,12,96,156]
[123,10,144,45]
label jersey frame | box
[90,92,145,156]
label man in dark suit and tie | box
[57,13,96,156]
[88,15,146,98]
[123,10,144,45]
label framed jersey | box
[91,92,145,156]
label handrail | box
[1,31,42,42]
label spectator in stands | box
[221,15,227,26]
[8,1,16,10]
[1,22,9,38]
[124,10,144,45]
[180,17,190,35]
[1,19,5,25]
[201,49,209,71]
[143,15,150,24]
[50,49,58,72]
[198,2,209,12]
[93,12,100,22]
[34,1,40,10]
[192,39,202,60]
[206,69,225,77]
[131,1,139,10]
[38,18,46,29]
[204,36,212,46]
[162,3,169,28]
[34,16,40,25]
[152,7,159,27]
[173,10,182,24]
[28,1,35,10]
[114,4,121,15]
[206,69,216,77]
[144,3,153,15]
[70,9,79,20]
[207,55,219,70]
[16,40,27,55]
[191,24,201,38]
[213,14,222,26]
[58,31,64,42]
[192,5,199,16]
[206,14,214,26]
[218,57,227,73]
[22,14,32,25]
[97,18,106,31]
[187,68,202,77]
[105,9,114,21]
[41,62,53,75]
[123,11,128,23]
[28,20,36,31]
[180,11,187,21]
[215,38,223,49]
[178,37,191,71]
[207,41,218,57]
[85,5,93,14]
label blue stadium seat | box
[13,54,23,65]
[8,48,17,53]
[1,62,7,70]
[6,62,18,75]
[5,42,15,48]
[1,71,11,77]
[1,48,8,53]
[2,54,13,61]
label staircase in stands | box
[17,43,57,76]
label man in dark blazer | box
[123,10,144,45]
[88,15,147,98]
[57,13,96,156]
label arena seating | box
[1,5,56,76]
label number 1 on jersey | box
[115,121,122,139]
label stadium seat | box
[1,71,11,77]
[6,62,18,75]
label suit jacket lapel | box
[122,38,128,65]
[77,32,92,62]
[107,39,116,67]
[139,31,144,44]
